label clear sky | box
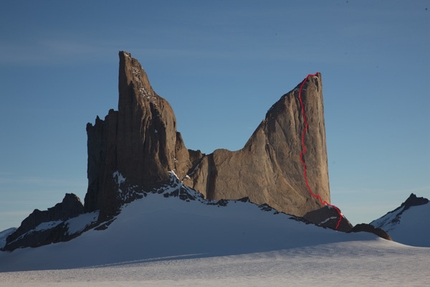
[0,0,429,231]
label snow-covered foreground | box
[1,191,429,286]
[1,240,428,287]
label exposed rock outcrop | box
[304,206,353,232]
[349,224,392,241]
[400,193,429,210]
[3,193,84,251]
[85,51,331,221]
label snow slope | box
[0,228,15,249]
[0,189,373,271]
[0,180,429,285]
[371,202,430,247]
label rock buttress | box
[85,51,192,219]
[184,74,330,217]
[3,193,84,251]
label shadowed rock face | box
[3,194,84,251]
[85,51,331,220]
[349,224,392,241]
[304,206,353,232]
[401,193,429,210]
[85,51,193,220]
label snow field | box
[1,190,429,286]
[1,240,428,286]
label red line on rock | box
[297,73,343,230]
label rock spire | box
[85,51,193,220]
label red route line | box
[297,73,343,230]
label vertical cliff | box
[184,74,329,216]
[85,51,330,220]
[85,51,192,220]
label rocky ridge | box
[3,194,86,251]
[371,193,429,232]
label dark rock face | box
[401,193,429,210]
[85,51,331,221]
[349,224,392,241]
[84,51,193,220]
[3,193,84,251]
[304,206,353,232]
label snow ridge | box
[370,201,430,247]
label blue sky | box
[0,0,429,231]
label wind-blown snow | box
[65,211,99,236]
[0,183,429,285]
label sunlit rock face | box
[185,72,329,217]
[3,193,84,251]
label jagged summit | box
[370,193,430,246]
[118,51,155,110]
[85,51,193,220]
[400,193,429,209]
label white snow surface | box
[371,203,430,247]
[0,228,16,249]
[113,171,126,185]
[34,220,63,232]
[65,211,99,236]
[0,187,429,286]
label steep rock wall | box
[85,52,192,219]
[185,74,329,216]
